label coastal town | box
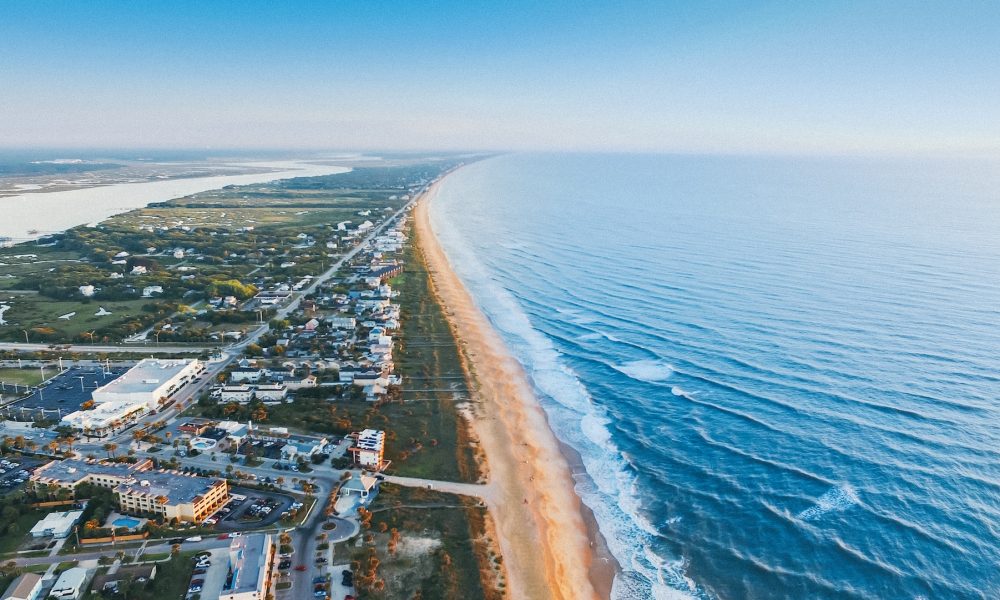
[0,159,508,600]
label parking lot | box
[3,366,128,421]
[212,487,297,531]
[0,456,42,494]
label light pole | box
[22,330,28,344]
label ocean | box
[428,153,1000,600]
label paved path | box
[381,474,492,500]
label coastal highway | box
[0,342,205,354]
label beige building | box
[30,459,228,524]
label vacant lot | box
[336,484,501,600]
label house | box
[141,286,163,298]
[1,572,42,600]
[229,367,263,384]
[280,437,328,462]
[91,564,157,595]
[340,471,379,500]
[130,265,147,275]
[304,318,320,332]
[282,374,317,390]
[173,249,185,259]
[326,316,356,330]
[254,383,287,403]
[78,285,95,298]
[29,509,83,539]
[50,567,90,600]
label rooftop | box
[115,470,225,505]
[225,533,271,595]
[2,573,41,599]
[30,510,83,535]
[94,358,198,396]
[32,458,149,485]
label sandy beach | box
[415,179,607,600]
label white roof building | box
[29,509,83,539]
[91,359,203,411]
[50,567,89,600]
[220,533,275,600]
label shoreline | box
[414,176,612,599]
[0,160,351,241]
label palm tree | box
[104,442,118,458]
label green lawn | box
[128,551,196,600]
[0,367,46,387]
[0,507,48,555]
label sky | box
[1,1,998,155]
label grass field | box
[0,367,46,387]
[0,295,154,342]
[386,235,483,482]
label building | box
[220,385,254,404]
[220,533,275,600]
[91,359,203,410]
[349,429,386,469]
[59,400,147,438]
[29,509,83,539]
[279,437,328,462]
[326,316,356,329]
[60,359,203,437]
[30,459,228,524]
[30,459,151,495]
[115,471,229,523]
[254,384,287,403]
[1,573,42,600]
[78,285,95,298]
[229,367,263,384]
[340,472,379,500]
[91,564,156,595]
[141,286,163,298]
[50,567,89,600]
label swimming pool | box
[112,517,141,529]
[190,438,216,450]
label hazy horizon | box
[2,1,999,156]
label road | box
[0,342,206,354]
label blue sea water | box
[428,153,1000,600]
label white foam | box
[797,485,859,521]
[616,360,674,382]
[671,386,696,398]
